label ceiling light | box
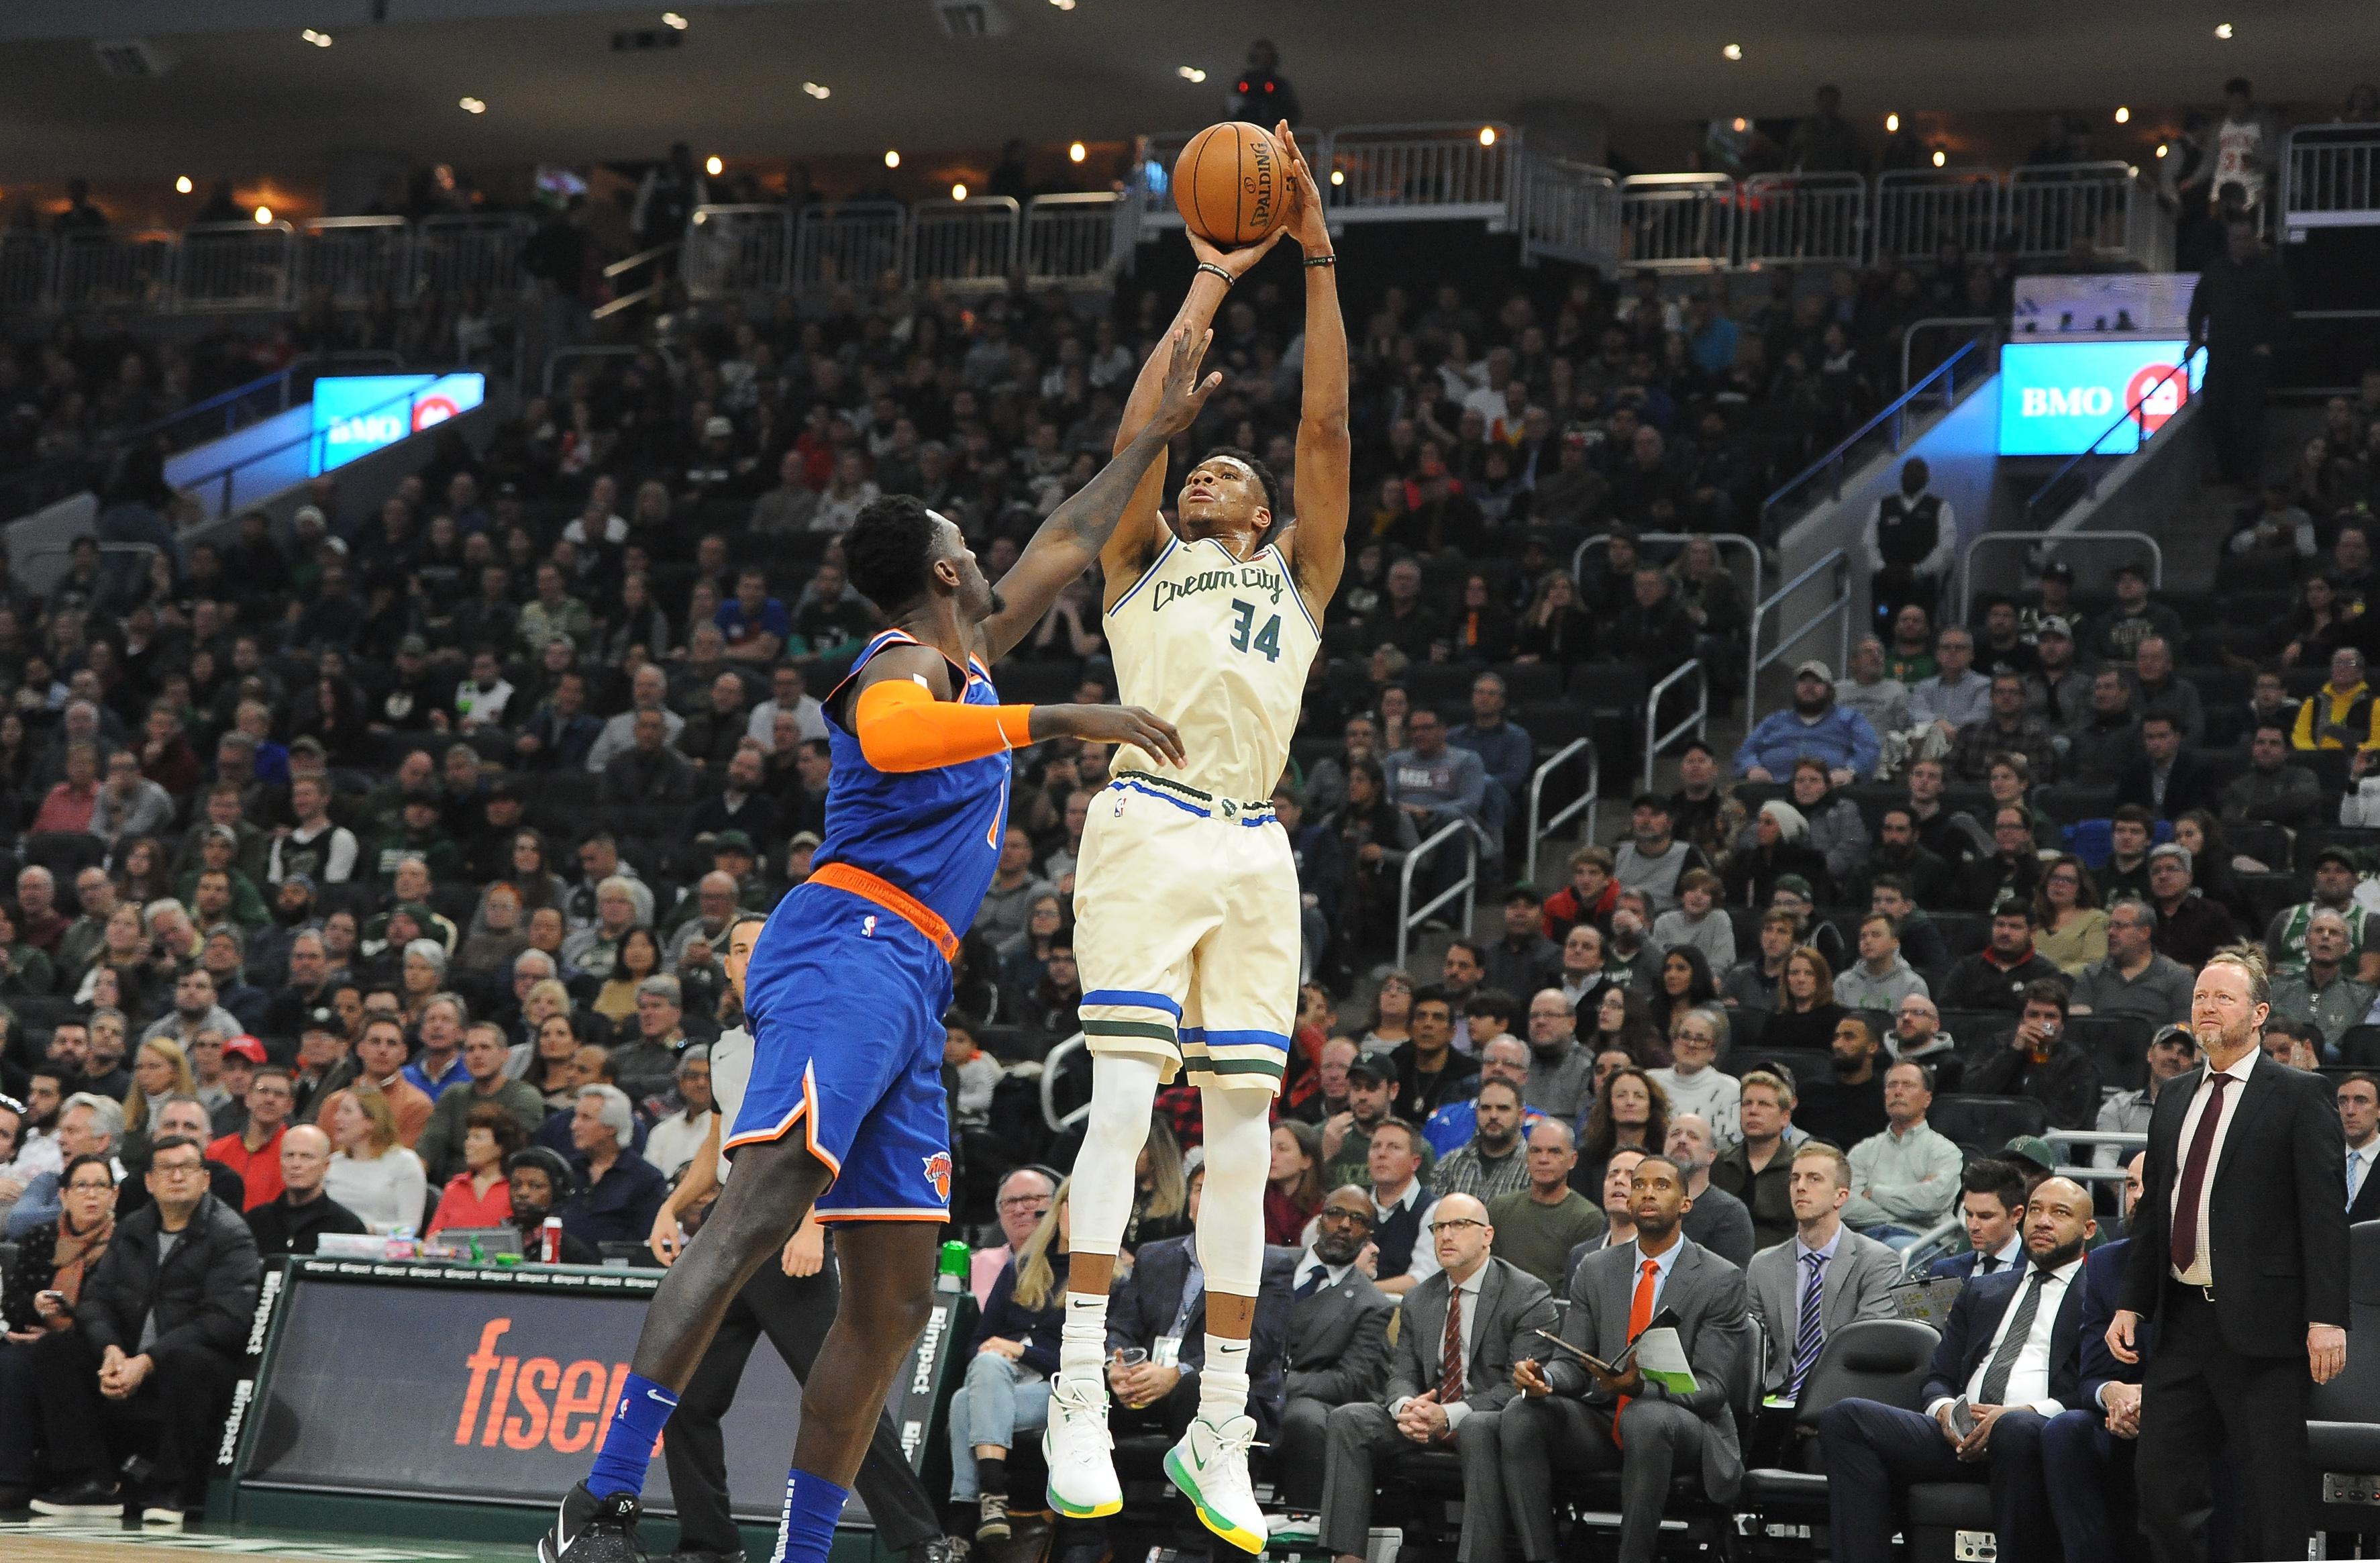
[1931,148,1947,168]
[802,81,830,99]
[661,10,688,27]
[1329,169,1345,186]
[951,183,968,201]
[884,150,901,168]
[1721,42,1743,60]
[2214,21,2233,38]
[459,96,486,114]
[1885,112,1900,134]
[301,28,332,46]
[174,175,193,194]
[2114,105,2131,123]
[1177,66,1206,83]
[2156,142,2170,158]
[254,205,272,223]
[1068,142,1086,163]
[1730,117,1747,133]
[705,155,723,176]
[1050,0,1076,9]
[1478,127,1497,147]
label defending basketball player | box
[541,327,1221,1563]
[1045,123,1347,1553]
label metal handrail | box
[1395,817,1481,970]
[1039,1032,1090,1133]
[2042,1124,2147,1186]
[1748,550,1853,725]
[1957,530,2165,626]
[1569,532,1764,707]
[1642,658,1708,792]
[2022,347,2204,527]
[601,240,681,281]
[1895,1215,1965,1280]
[1524,737,1598,885]
[1759,338,1981,544]
[1900,315,1998,393]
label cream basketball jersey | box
[1104,533,1320,803]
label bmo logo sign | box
[309,372,487,474]
[1999,341,2204,457]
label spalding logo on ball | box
[1174,121,1290,248]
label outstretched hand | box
[1188,221,1286,281]
[1148,327,1223,440]
[1034,703,1186,766]
[1275,123,1331,251]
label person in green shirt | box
[1484,1118,1606,1290]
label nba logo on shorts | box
[862,914,878,938]
[922,1152,953,1201]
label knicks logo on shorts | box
[923,1152,953,1202]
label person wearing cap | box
[2089,1023,2199,1167]
[372,793,463,887]
[1937,897,2066,1013]
[1320,1055,1410,1191]
[2082,562,2184,665]
[204,1054,290,1210]
[2221,719,2322,829]
[2021,613,2093,730]
[2069,895,2196,1029]
[2271,907,2378,1052]
[370,634,454,734]
[1862,456,1957,632]
[1611,793,1708,919]
[2266,845,2380,982]
[2144,842,2242,970]
[1734,660,1879,784]
[267,774,358,887]
[1969,979,2102,1130]
[1973,598,2040,681]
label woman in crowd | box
[1786,758,1871,891]
[0,1152,117,1494]
[1449,572,1515,664]
[1643,946,1720,1046]
[1649,868,1737,974]
[999,894,1068,993]
[2172,809,2263,927]
[488,827,571,923]
[76,903,160,1027]
[2031,855,2108,975]
[1119,1115,1191,1254]
[1512,570,1596,666]
[115,836,174,908]
[592,926,666,1036]
[2278,572,2355,665]
[1265,1120,1324,1246]
[518,1012,584,1111]
[1590,982,1669,1068]
[1651,1005,1740,1147]
[120,1036,196,1154]
[506,974,573,1062]
[947,1179,1074,1544]
[1573,1065,1671,1201]
[322,1088,429,1235]
[1763,945,1847,1052]
[949,933,1023,1031]
[1357,970,1416,1056]
[428,1103,527,1236]
[1726,799,1832,908]
[1372,684,1410,753]
[1329,760,1421,969]
[1980,754,2064,850]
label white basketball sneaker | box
[1165,1413,1265,1554]
[1041,1372,1122,1519]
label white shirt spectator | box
[323,1144,429,1234]
[748,693,828,748]
[643,1107,717,1180]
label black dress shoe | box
[31,1478,122,1515]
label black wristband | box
[1304,254,1337,268]
[1195,262,1234,286]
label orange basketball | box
[1173,121,1288,248]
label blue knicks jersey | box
[814,629,1011,938]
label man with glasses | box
[1320,1192,1557,1563]
[6,1094,125,1240]
[2070,896,2195,1027]
[1270,1187,1396,1544]
[970,1168,1058,1305]
[25,1133,261,1525]
[205,1068,295,1210]
[2092,1025,2200,1170]
[1907,629,1991,756]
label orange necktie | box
[1614,1257,1658,1445]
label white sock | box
[1060,1292,1108,1381]
[1200,1334,1251,1426]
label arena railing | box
[53,228,174,313]
[2018,347,2202,530]
[1643,658,1708,792]
[1039,1032,1092,1135]
[1524,737,1598,887]
[1955,529,2165,627]
[175,220,297,311]
[2281,122,2380,238]
[1325,123,1519,228]
[1757,338,1982,544]
[592,237,685,321]
[794,200,907,292]
[682,203,792,297]
[1616,173,1737,272]
[2006,161,2170,272]
[1747,550,1853,726]
[1899,315,1999,393]
[1518,158,1622,272]
[1569,531,1764,706]
[1396,817,1481,970]
[1739,170,1867,269]
[1871,166,2002,265]
[411,214,532,297]
[301,216,412,309]
[2045,1128,2146,1187]
[1020,192,1131,288]
[1129,126,1329,236]
[908,195,1021,293]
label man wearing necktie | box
[1318,1193,1555,1563]
[1503,1154,1751,1563]
[1923,1159,2028,1282]
[1816,1176,2100,1563]
[2108,948,2350,1562]
[1744,1144,1899,1405]
[1270,1187,1396,1537]
[2340,1074,2380,1223]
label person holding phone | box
[0,1152,118,1507]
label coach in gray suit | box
[1502,1154,1749,1563]
[1320,1192,1557,1563]
[1277,1186,1398,1513]
[1743,1142,1900,1399]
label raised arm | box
[981,326,1223,663]
[1100,218,1288,603]
[1274,123,1351,613]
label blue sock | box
[587,1371,678,1500]
[768,1467,851,1563]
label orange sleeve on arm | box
[853,677,1034,773]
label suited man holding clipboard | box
[2107,947,2350,1562]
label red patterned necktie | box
[1439,1282,1464,1405]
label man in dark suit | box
[2341,1072,2380,1225]
[1817,1174,2099,1563]
[2110,950,2350,1562]
[1270,1185,1396,1535]
[1107,1225,1298,1446]
[2114,713,2223,820]
[1502,1154,1750,1563]
[1319,1192,1555,1563]
[1925,1159,2028,1282]
[2041,1153,2150,1563]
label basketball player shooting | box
[1043,123,1347,1553]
